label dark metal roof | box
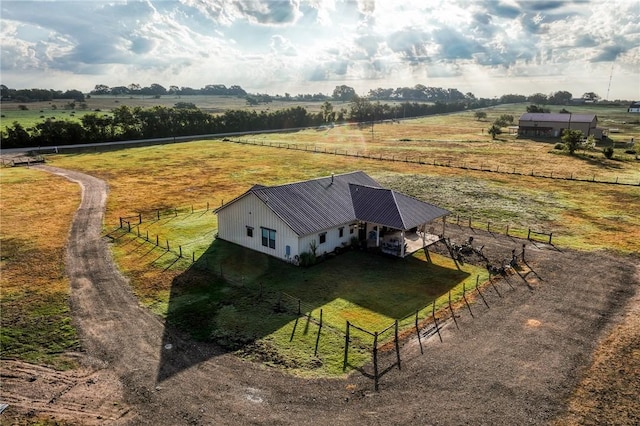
[519,113,597,123]
[217,171,450,236]
[250,171,381,236]
[349,184,450,230]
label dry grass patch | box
[0,167,81,368]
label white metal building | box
[215,171,450,264]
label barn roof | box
[217,171,449,236]
[519,113,597,123]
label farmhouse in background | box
[215,171,450,264]
[628,101,640,113]
[517,113,607,139]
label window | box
[246,226,254,237]
[319,232,327,244]
[339,227,344,238]
[350,225,355,234]
[261,227,276,249]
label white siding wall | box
[298,222,356,258]
[216,193,299,262]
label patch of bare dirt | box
[1,165,638,425]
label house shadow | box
[156,239,470,383]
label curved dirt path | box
[2,165,638,425]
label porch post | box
[401,230,406,257]
[442,216,446,237]
[422,223,426,245]
[376,225,380,247]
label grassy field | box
[2,104,639,375]
[0,167,81,369]
[0,95,354,128]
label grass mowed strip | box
[0,167,81,369]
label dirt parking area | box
[1,166,638,425]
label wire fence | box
[113,203,541,390]
[223,138,640,186]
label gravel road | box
[1,165,637,425]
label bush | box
[298,251,316,267]
[625,149,636,155]
[554,143,565,150]
[603,146,614,159]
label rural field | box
[1,104,639,424]
[0,94,354,130]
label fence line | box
[225,138,640,187]
[113,202,538,391]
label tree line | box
[1,85,85,103]
[0,99,477,149]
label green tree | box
[526,104,549,113]
[320,101,334,123]
[561,129,583,155]
[488,124,502,140]
[332,85,356,101]
[528,93,548,105]
[348,95,373,122]
[494,114,514,127]
[474,111,487,121]
[1,122,32,148]
[549,90,572,105]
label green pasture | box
[0,107,106,129]
[3,104,639,375]
[110,220,486,376]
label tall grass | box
[0,167,81,369]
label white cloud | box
[0,0,638,99]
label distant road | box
[0,108,470,155]
[0,126,312,155]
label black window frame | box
[246,226,254,237]
[261,227,276,249]
[319,232,327,244]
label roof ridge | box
[389,190,407,230]
[254,170,366,190]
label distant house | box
[518,113,607,139]
[628,102,640,113]
[215,171,450,264]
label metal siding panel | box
[217,192,297,261]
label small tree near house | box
[561,129,583,155]
[493,114,514,127]
[488,124,502,140]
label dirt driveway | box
[1,165,638,425]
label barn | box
[215,171,450,264]
[518,113,606,139]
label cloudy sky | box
[1,0,639,100]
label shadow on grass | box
[156,239,470,382]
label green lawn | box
[111,219,485,376]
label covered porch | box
[365,221,445,258]
[349,182,451,259]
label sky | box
[1,0,639,100]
